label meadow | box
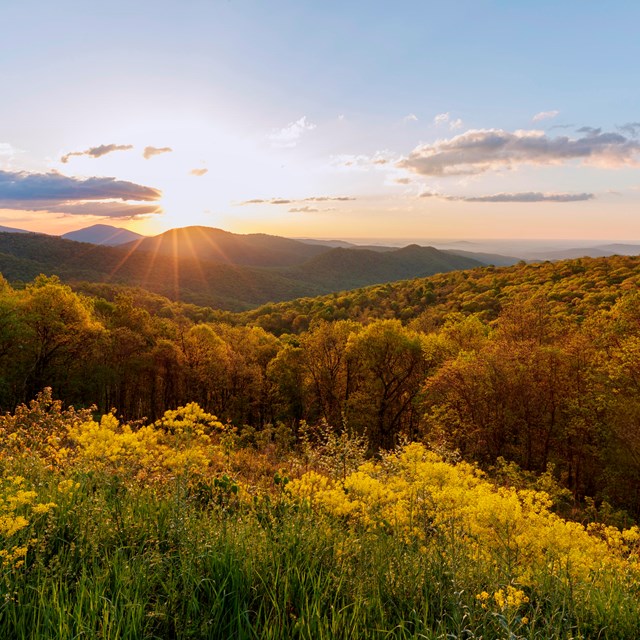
[0,391,638,639]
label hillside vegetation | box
[2,255,640,518]
[0,392,638,638]
[0,231,486,310]
[2,255,640,637]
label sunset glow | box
[1,1,639,242]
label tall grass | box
[1,472,638,639]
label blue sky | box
[1,0,639,240]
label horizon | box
[1,2,639,241]
[9,220,640,254]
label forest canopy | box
[2,255,640,517]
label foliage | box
[0,396,639,637]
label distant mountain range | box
[0,227,503,310]
[61,224,145,246]
[5,222,638,262]
[1,223,638,310]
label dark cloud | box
[0,201,163,218]
[239,196,355,206]
[143,146,173,159]
[0,169,162,218]
[420,190,595,203]
[0,170,161,202]
[399,129,640,177]
[61,144,134,163]
[549,124,574,130]
[189,168,208,176]
[618,122,640,138]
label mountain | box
[529,244,640,261]
[0,232,323,309]
[121,226,328,267]
[239,254,640,333]
[295,238,357,248]
[0,224,31,234]
[442,248,520,267]
[0,230,498,311]
[293,245,484,289]
[62,224,145,246]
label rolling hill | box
[0,228,515,310]
[120,226,329,267]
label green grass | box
[1,475,639,639]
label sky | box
[1,0,639,241]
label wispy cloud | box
[189,168,208,176]
[289,206,322,213]
[268,116,316,148]
[532,110,560,122]
[0,169,162,218]
[334,150,397,169]
[576,126,601,135]
[618,122,640,138]
[0,143,16,156]
[37,202,162,217]
[60,143,134,163]
[399,128,640,177]
[403,113,418,123]
[239,195,355,206]
[143,146,173,159]
[434,112,463,130]
[420,190,595,203]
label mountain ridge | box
[0,230,500,310]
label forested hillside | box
[0,231,486,310]
[2,254,640,518]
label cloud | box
[305,196,355,202]
[289,206,320,213]
[419,190,594,203]
[268,116,316,148]
[394,177,412,185]
[403,113,419,123]
[434,112,464,130]
[335,150,397,169]
[399,128,640,177]
[238,195,355,206]
[0,201,163,218]
[0,169,162,218]
[0,170,161,202]
[60,144,134,163]
[189,168,208,176]
[143,146,173,159]
[532,110,560,122]
[618,122,640,138]
[0,143,15,156]
[576,126,601,135]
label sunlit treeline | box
[2,268,640,515]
